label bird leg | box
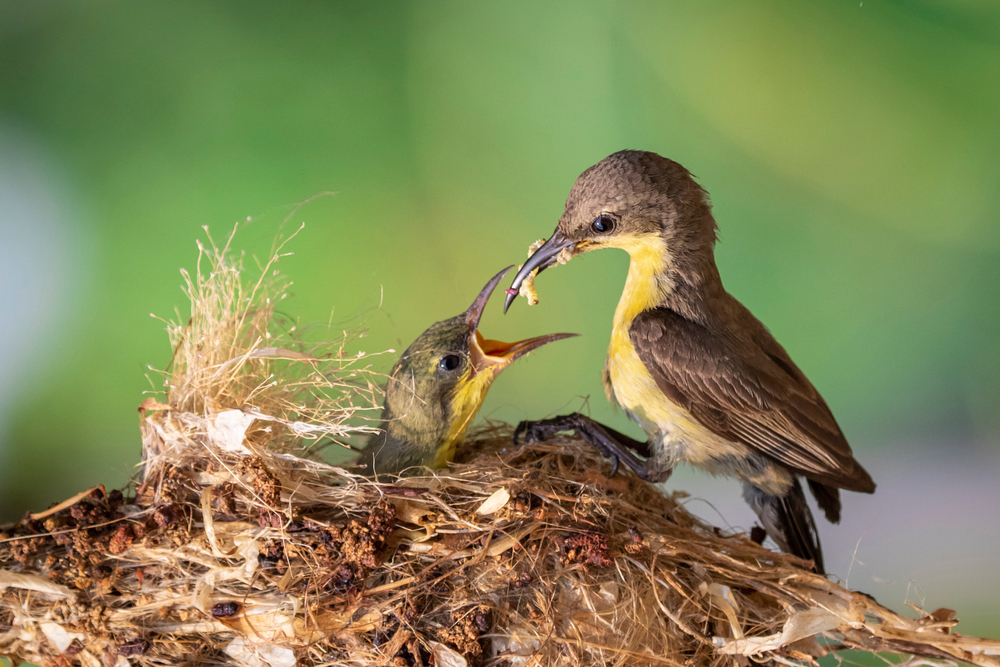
[513,413,666,482]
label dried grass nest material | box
[3,229,1000,667]
[4,437,1000,667]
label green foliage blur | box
[1,0,998,525]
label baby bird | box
[357,266,575,479]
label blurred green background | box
[1,0,998,638]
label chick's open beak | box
[470,330,576,378]
[465,265,576,378]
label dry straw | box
[2,228,998,667]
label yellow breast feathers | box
[603,234,702,439]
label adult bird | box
[504,151,874,573]
[357,266,575,480]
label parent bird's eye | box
[591,215,615,234]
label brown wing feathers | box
[629,308,875,495]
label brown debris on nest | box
[3,230,999,667]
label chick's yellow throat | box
[431,369,496,469]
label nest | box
[2,230,999,667]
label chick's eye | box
[591,215,615,234]
[438,354,461,372]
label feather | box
[629,308,875,493]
